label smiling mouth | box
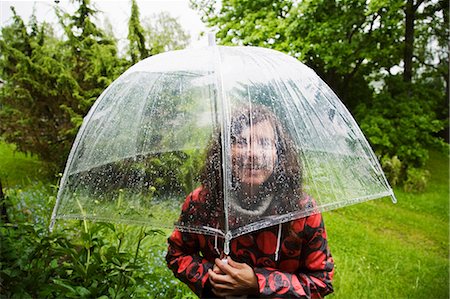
[240,167,266,174]
[237,162,271,170]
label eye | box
[234,138,248,147]
[259,138,273,148]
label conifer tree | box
[0,2,125,171]
[128,0,150,64]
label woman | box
[166,105,334,298]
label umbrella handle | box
[224,231,232,255]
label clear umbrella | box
[50,43,396,254]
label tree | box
[191,0,448,187]
[56,0,127,116]
[0,1,125,171]
[0,0,193,174]
[409,0,449,141]
[128,0,150,64]
[0,8,75,169]
[191,0,404,109]
[191,0,292,47]
[143,12,190,54]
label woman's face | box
[231,120,277,188]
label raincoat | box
[166,187,334,298]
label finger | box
[226,256,243,269]
[208,270,219,289]
[209,271,233,297]
[214,258,235,275]
[212,264,224,274]
[208,269,219,282]
[208,269,231,285]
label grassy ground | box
[0,141,49,187]
[1,141,449,298]
[324,150,449,298]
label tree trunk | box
[0,178,9,223]
[403,0,415,82]
[404,0,426,82]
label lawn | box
[324,150,449,298]
[1,141,448,298]
[0,141,50,187]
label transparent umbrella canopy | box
[50,44,396,252]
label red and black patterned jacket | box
[166,187,334,298]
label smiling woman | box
[166,105,335,298]
[227,105,303,226]
[231,112,278,188]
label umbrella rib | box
[50,78,127,230]
[263,54,342,205]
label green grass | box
[0,141,49,187]
[324,150,449,298]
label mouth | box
[242,165,263,170]
[236,161,271,171]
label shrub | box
[380,155,403,186]
[0,183,194,298]
[356,76,447,189]
[403,167,430,193]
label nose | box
[245,144,268,164]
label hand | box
[212,262,224,274]
[208,257,259,297]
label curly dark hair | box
[200,105,303,221]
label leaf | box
[75,286,91,297]
[53,279,76,293]
[50,259,59,269]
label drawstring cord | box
[275,223,282,261]
[214,223,221,256]
[214,233,220,255]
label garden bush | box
[356,76,447,190]
[0,182,195,298]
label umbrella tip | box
[390,192,398,204]
[207,32,216,46]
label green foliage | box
[356,76,446,173]
[143,12,191,54]
[145,151,203,196]
[288,0,406,110]
[380,155,402,186]
[0,9,72,170]
[403,167,430,193]
[0,1,192,175]
[192,0,405,109]
[191,0,449,189]
[356,76,447,188]
[193,0,291,47]
[0,182,195,298]
[128,0,150,64]
[55,0,128,123]
[1,220,164,298]
[0,3,125,171]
